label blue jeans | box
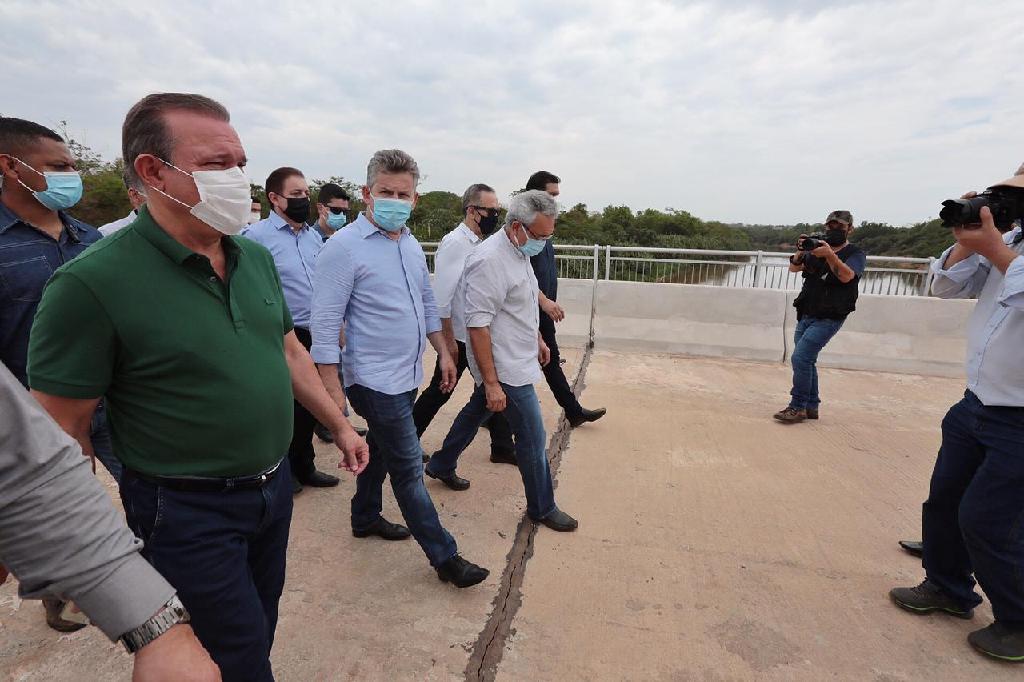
[90,401,123,483]
[346,384,457,568]
[120,459,293,682]
[789,317,844,410]
[427,382,556,521]
[923,391,1024,624]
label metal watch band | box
[120,595,190,654]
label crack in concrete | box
[465,341,596,682]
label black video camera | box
[799,234,827,251]
[939,187,1024,232]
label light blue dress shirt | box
[931,227,1024,406]
[310,213,441,395]
[241,212,323,328]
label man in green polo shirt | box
[28,92,368,682]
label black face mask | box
[478,211,500,235]
[824,229,848,247]
[281,197,310,224]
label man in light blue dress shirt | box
[311,150,489,588]
[243,166,339,493]
[890,173,1024,662]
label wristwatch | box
[120,595,190,653]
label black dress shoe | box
[899,539,924,557]
[489,447,518,465]
[538,508,579,532]
[352,517,412,541]
[313,423,334,443]
[425,468,470,491]
[436,555,489,588]
[292,475,304,495]
[300,470,340,487]
[568,407,606,428]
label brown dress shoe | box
[43,597,88,632]
[773,407,807,423]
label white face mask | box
[148,160,253,236]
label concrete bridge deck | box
[1,348,1014,681]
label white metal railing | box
[420,243,936,297]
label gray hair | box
[461,183,495,213]
[122,93,230,187]
[366,149,420,188]
[504,189,557,229]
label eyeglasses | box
[328,206,347,215]
[521,222,552,241]
[471,206,500,218]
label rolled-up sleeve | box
[931,245,990,299]
[997,255,1024,309]
[464,256,506,329]
[310,238,353,364]
[0,364,174,640]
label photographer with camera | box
[890,174,1024,663]
[774,210,866,424]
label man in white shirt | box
[98,170,146,236]
[424,190,578,532]
[412,183,515,467]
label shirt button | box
[209,276,217,283]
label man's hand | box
[540,297,565,323]
[438,348,458,394]
[335,428,369,475]
[954,206,1017,272]
[132,624,221,682]
[810,244,834,260]
[446,336,459,364]
[538,340,551,367]
[484,382,506,412]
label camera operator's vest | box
[793,244,864,320]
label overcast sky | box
[3,0,1023,225]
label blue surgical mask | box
[13,157,83,211]
[370,196,413,232]
[517,223,548,257]
[326,212,348,230]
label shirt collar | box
[355,212,409,239]
[0,200,91,236]
[456,222,481,244]
[269,210,307,233]
[134,205,241,265]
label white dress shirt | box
[98,210,138,237]
[434,222,481,343]
[931,227,1024,406]
[464,230,541,388]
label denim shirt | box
[530,239,558,301]
[0,201,100,386]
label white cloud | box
[2,0,1022,225]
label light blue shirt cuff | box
[437,304,452,318]
[426,315,442,335]
[933,246,982,283]
[310,343,341,365]
[465,312,494,328]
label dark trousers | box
[289,327,317,480]
[120,460,293,682]
[90,400,123,482]
[538,311,583,420]
[348,384,458,567]
[412,340,514,454]
[923,391,1024,625]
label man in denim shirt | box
[0,116,121,631]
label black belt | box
[126,460,283,493]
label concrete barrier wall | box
[562,279,973,378]
[592,281,789,362]
[784,292,972,378]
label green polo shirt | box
[28,207,295,477]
